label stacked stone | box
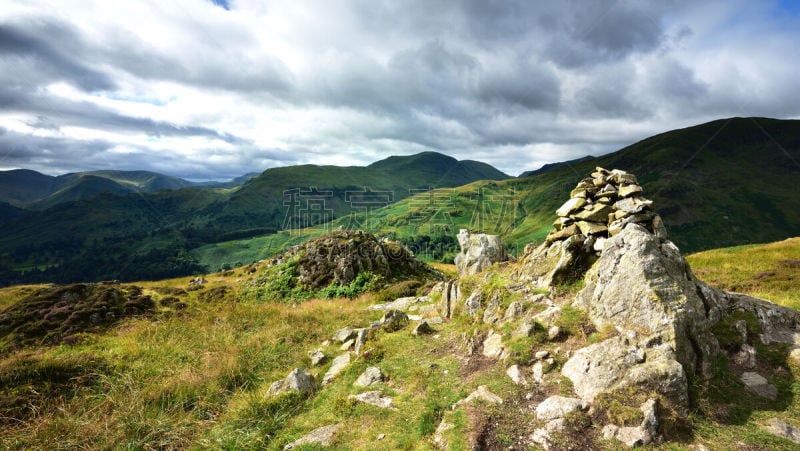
[545,167,667,252]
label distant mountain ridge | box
[0,169,258,210]
[0,151,510,285]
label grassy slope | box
[1,238,800,449]
[687,237,800,310]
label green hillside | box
[194,117,800,271]
[0,152,509,285]
[29,175,137,211]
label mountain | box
[29,175,137,211]
[0,201,26,225]
[0,169,59,206]
[0,152,510,285]
[0,169,255,210]
[361,117,800,256]
[518,155,596,178]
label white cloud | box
[0,0,799,179]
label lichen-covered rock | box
[380,309,409,332]
[573,224,721,377]
[516,234,597,288]
[272,229,440,290]
[454,229,510,276]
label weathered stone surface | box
[547,326,561,341]
[322,353,350,385]
[617,184,643,198]
[516,235,596,288]
[532,359,554,384]
[436,280,460,319]
[354,327,372,355]
[268,368,315,396]
[456,385,503,407]
[761,418,800,444]
[602,398,659,448]
[464,290,483,316]
[340,339,354,351]
[576,221,608,236]
[572,224,721,393]
[332,327,357,343]
[614,197,652,214]
[535,396,583,421]
[454,229,509,276]
[368,296,430,311]
[349,391,395,409]
[562,336,687,404]
[506,364,528,385]
[273,229,439,290]
[556,197,587,217]
[733,344,757,369]
[412,320,435,336]
[380,309,409,332]
[574,203,614,222]
[482,292,503,324]
[503,301,525,321]
[482,330,505,359]
[354,367,385,387]
[741,372,778,399]
[284,424,340,449]
[308,350,327,367]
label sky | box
[1,1,799,180]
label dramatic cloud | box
[0,0,799,179]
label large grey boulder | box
[563,223,722,405]
[454,229,509,276]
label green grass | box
[687,237,800,309]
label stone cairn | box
[545,167,667,253]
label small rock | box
[535,350,550,360]
[532,359,554,384]
[377,433,385,440]
[426,316,444,325]
[548,326,561,341]
[413,320,435,336]
[354,367,385,387]
[482,331,505,359]
[434,419,455,446]
[535,396,583,421]
[741,371,778,399]
[733,344,757,369]
[340,339,354,351]
[354,327,371,355]
[284,423,340,449]
[322,354,351,385]
[308,350,327,367]
[381,310,409,332]
[268,368,315,396]
[460,385,503,406]
[349,390,395,409]
[332,327,357,343]
[761,418,800,444]
[464,290,483,317]
[513,318,537,338]
[503,301,525,321]
[506,365,528,386]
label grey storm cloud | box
[0,21,117,91]
[0,0,799,178]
